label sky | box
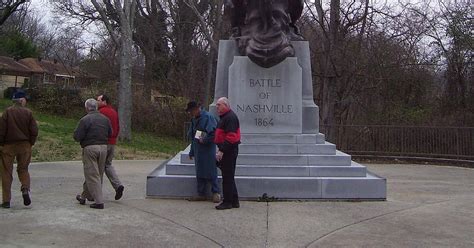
[29,0,102,51]
[29,0,54,28]
[27,0,450,53]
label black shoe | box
[215,202,233,210]
[90,203,104,209]
[22,189,31,206]
[232,202,240,208]
[115,185,124,200]
[76,195,86,205]
[1,202,10,208]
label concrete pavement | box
[1,161,474,247]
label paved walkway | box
[1,161,473,247]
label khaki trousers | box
[1,142,32,203]
[81,145,107,204]
[104,145,122,190]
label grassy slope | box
[0,99,187,162]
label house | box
[0,56,31,94]
[18,57,97,88]
[0,56,97,97]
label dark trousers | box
[220,146,239,204]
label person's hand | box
[198,137,204,144]
[216,151,223,162]
[189,155,194,160]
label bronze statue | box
[225,0,304,68]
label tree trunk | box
[118,21,133,141]
[321,0,340,142]
[116,0,135,142]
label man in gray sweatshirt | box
[74,98,112,209]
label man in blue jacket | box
[186,101,220,203]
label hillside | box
[0,99,187,162]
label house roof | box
[0,56,32,77]
[1,56,97,79]
[19,58,92,78]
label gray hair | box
[85,98,98,112]
[217,97,231,108]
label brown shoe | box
[188,196,206,201]
[212,193,221,203]
[76,195,86,205]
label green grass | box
[0,99,187,162]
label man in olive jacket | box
[74,98,111,209]
[0,90,38,209]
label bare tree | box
[88,0,136,141]
[0,0,28,26]
[304,0,371,140]
[133,0,169,101]
[183,0,225,105]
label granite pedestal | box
[147,40,386,200]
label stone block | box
[297,142,336,155]
[307,151,352,166]
[228,56,302,134]
[321,172,387,199]
[239,144,298,154]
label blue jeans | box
[197,177,220,196]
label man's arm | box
[29,113,38,145]
[114,114,120,139]
[201,115,217,145]
[217,116,240,153]
[188,119,195,159]
[0,110,7,145]
[107,119,113,138]
[73,118,87,142]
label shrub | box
[29,86,84,117]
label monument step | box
[166,161,367,177]
[238,142,336,155]
[179,151,352,166]
[147,162,386,200]
[241,133,325,144]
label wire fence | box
[321,125,474,160]
[183,122,474,160]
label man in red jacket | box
[97,94,124,200]
[214,97,240,210]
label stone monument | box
[146,1,386,200]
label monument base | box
[147,134,386,200]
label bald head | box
[217,97,230,107]
[216,97,231,115]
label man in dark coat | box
[0,90,38,209]
[74,99,112,209]
[186,101,220,203]
[214,97,240,210]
